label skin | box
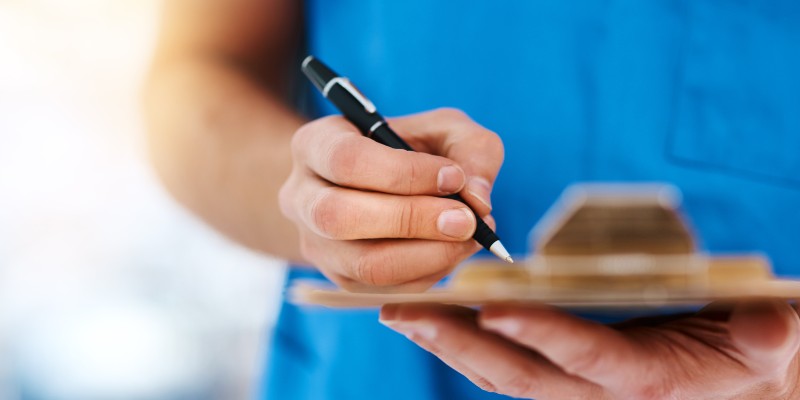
[380,301,800,399]
[144,0,306,261]
[145,1,800,398]
[279,110,502,292]
[144,0,498,281]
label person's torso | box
[265,2,800,399]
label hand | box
[380,300,800,399]
[279,108,503,292]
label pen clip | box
[323,77,377,114]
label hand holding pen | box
[278,57,508,292]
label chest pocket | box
[668,1,800,187]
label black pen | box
[301,56,513,264]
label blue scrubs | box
[264,1,800,399]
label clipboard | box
[290,184,800,309]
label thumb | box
[729,299,800,374]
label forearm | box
[144,57,305,262]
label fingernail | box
[437,208,475,238]
[482,317,522,336]
[467,177,492,210]
[437,165,465,194]
[380,320,438,342]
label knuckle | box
[499,373,538,398]
[323,136,359,184]
[379,154,415,195]
[308,188,346,239]
[434,107,468,121]
[351,250,397,286]
[484,130,505,158]
[394,200,417,238]
[402,157,420,195]
[471,129,504,163]
[291,122,316,155]
[563,346,605,378]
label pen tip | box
[489,241,513,264]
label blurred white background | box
[0,1,286,399]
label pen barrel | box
[327,85,386,134]
[369,124,413,151]
[324,73,502,252]
[473,216,500,249]
[328,84,413,151]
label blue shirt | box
[264,1,800,399]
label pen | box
[301,55,513,264]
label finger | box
[300,183,477,241]
[380,306,499,391]
[479,303,645,391]
[483,214,496,231]
[389,109,504,216]
[610,311,698,329]
[294,116,467,195]
[300,233,479,290]
[379,304,605,399]
[729,299,800,374]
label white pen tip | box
[489,241,513,264]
